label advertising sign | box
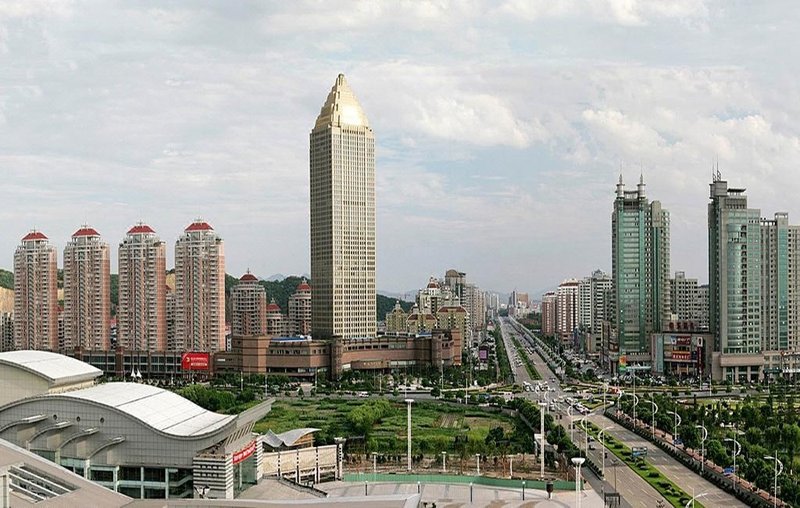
[671,351,691,361]
[181,352,210,371]
[618,355,627,374]
[233,440,256,465]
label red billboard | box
[233,440,256,465]
[181,352,210,371]
[670,351,692,361]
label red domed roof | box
[185,220,213,232]
[266,302,281,312]
[73,227,100,237]
[297,281,311,291]
[22,231,47,241]
[128,224,155,234]
[240,272,258,282]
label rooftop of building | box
[58,382,235,437]
[263,428,319,449]
[72,226,100,237]
[0,350,102,387]
[185,219,214,232]
[314,74,370,130]
[21,231,47,241]
[127,223,155,234]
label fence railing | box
[344,472,575,491]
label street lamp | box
[571,457,586,508]
[567,405,575,442]
[538,401,547,479]
[685,489,707,508]
[646,399,658,438]
[475,453,481,475]
[598,426,613,481]
[696,424,708,472]
[579,416,589,455]
[441,451,447,473]
[509,453,517,478]
[404,399,414,472]
[724,437,741,491]
[763,454,784,508]
[667,410,682,444]
[631,392,640,429]
[371,452,377,477]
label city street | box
[502,317,747,508]
[499,318,661,507]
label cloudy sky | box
[2,1,800,295]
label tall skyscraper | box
[310,74,376,339]
[174,219,226,352]
[760,213,790,352]
[118,223,167,351]
[578,270,612,334]
[556,279,580,341]
[611,175,670,356]
[63,226,111,351]
[230,271,267,337]
[13,231,58,351]
[708,177,763,381]
[541,291,557,337]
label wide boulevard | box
[499,317,746,508]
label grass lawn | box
[255,397,517,455]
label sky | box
[2,1,800,296]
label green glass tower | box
[611,175,670,356]
[708,177,764,382]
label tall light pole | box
[598,426,613,481]
[696,424,707,473]
[567,405,575,442]
[538,401,547,479]
[763,454,784,508]
[571,457,586,508]
[405,399,414,472]
[724,437,741,491]
[372,452,377,477]
[667,410,682,444]
[441,451,447,473]
[632,366,637,427]
[475,453,481,475]
[647,399,658,438]
[509,454,517,478]
[579,416,589,455]
[685,489,707,508]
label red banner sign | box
[670,351,692,361]
[181,352,210,371]
[233,440,256,465]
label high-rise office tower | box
[174,219,225,352]
[288,279,312,336]
[611,175,670,355]
[310,74,376,339]
[63,226,111,350]
[541,291,557,337]
[230,272,267,336]
[118,223,167,351]
[708,177,763,381]
[578,270,612,334]
[760,213,790,352]
[13,231,58,351]
[556,279,580,340]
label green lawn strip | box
[582,421,704,508]
[510,335,541,380]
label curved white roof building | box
[0,351,271,500]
